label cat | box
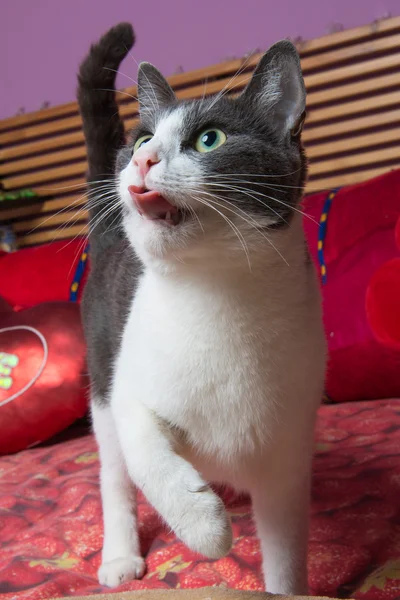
[77,23,326,595]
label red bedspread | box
[0,399,399,599]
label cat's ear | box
[137,62,176,114]
[240,41,306,138]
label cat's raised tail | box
[77,23,134,249]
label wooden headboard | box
[1,16,400,248]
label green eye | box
[133,134,153,152]
[195,128,227,153]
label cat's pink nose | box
[133,150,160,178]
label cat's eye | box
[133,134,153,153]
[195,128,227,153]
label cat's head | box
[117,40,307,269]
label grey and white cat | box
[78,23,326,594]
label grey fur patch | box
[82,239,142,406]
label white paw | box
[98,555,146,587]
[175,486,232,559]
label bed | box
[0,15,400,600]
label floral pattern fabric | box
[0,399,399,599]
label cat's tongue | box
[128,186,179,225]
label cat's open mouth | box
[128,186,183,226]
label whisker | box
[188,188,289,266]
[38,178,117,193]
[199,181,317,224]
[100,205,124,237]
[87,197,123,235]
[96,88,138,102]
[33,190,116,239]
[48,183,121,247]
[53,223,88,249]
[201,171,331,193]
[201,183,287,226]
[52,188,119,237]
[123,45,159,114]
[103,66,138,86]
[25,192,92,235]
[200,77,209,108]
[184,201,204,234]
[203,175,307,192]
[190,194,252,271]
[201,168,302,180]
[66,236,89,276]
[58,193,118,255]
[207,54,253,110]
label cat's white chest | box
[114,269,278,462]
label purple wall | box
[2,0,399,120]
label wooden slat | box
[0,145,87,176]
[3,162,88,190]
[17,224,88,247]
[307,89,400,125]
[305,52,400,90]
[310,145,400,176]
[306,165,400,192]
[301,32,400,72]
[0,101,78,133]
[0,114,84,146]
[0,131,84,162]
[307,126,400,159]
[306,71,400,107]
[0,145,86,177]
[303,108,400,143]
[0,193,84,221]
[14,208,88,234]
[299,16,400,54]
[33,178,87,196]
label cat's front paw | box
[177,487,233,559]
[98,555,146,587]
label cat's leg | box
[112,396,232,559]
[251,452,312,595]
[91,400,145,587]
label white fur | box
[94,108,326,594]
[91,402,145,586]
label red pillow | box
[366,215,400,350]
[303,169,400,402]
[0,298,87,454]
[0,239,88,310]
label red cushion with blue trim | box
[302,168,400,402]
